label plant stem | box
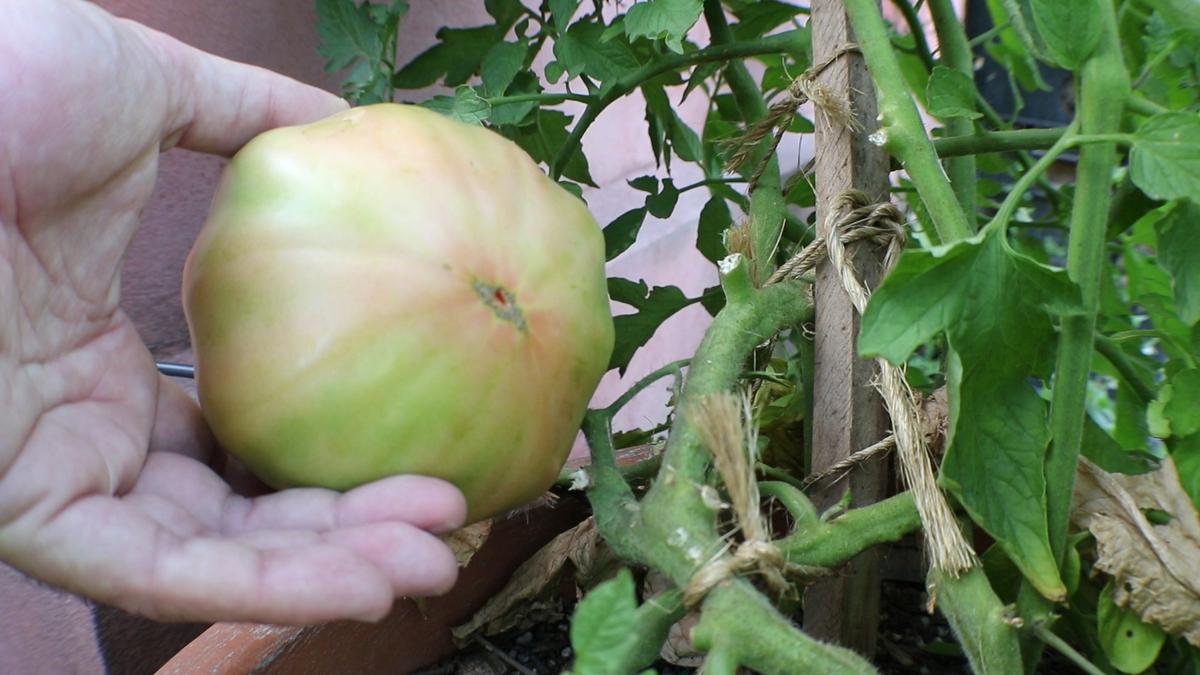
[549,30,803,179]
[1032,622,1107,675]
[928,0,977,224]
[616,589,687,673]
[607,359,690,415]
[703,0,787,281]
[489,91,593,106]
[1094,333,1154,405]
[778,492,921,567]
[889,0,936,72]
[1045,0,1130,567]
[1127,94,1168,117]
[985,120,1079,234]
[932,127,1067,157]
[843,0,973,244]
[930,567,1024,673]
[758,480,820,528]
[691,580,878,674]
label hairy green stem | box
[930,567,1024,674]
[843,0,973,244]
[549,30,803,179]
[1127,95,1168,117]
[778,492,921,567]
[703,0,787,281]
[758,480,820,528]
[1046,0,1130,567]
[928,0,977,223]
[616,589,687,673]
[691,580,878,674]
[932,127,1067,157]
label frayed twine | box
[783,191,977,581]
[722,43,862,192]
[683,391,814,609]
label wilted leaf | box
[452,517,620,641]
[444,519,493,567]
[1072,456,1200,646]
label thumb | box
[127,19,349,157]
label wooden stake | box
[803,0,891,656]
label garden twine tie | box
[769,190,977,579]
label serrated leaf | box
[393,26,495,89]
[482,41,527,96]
[1030,0,1102,69]
[315,0,382,71]
[421,86,490,125]
[1155,200,1200,325]
[625,0,703,54]
[629,176,659,194]
[1131,113,1200,202]
[550,0,580,31]
[604,208,647,261]
[568,569,639,675]
[554,20,641,82]
[696,196,732,263]
[1099,581,1168,673]
[860,229,1080,600]
[926,66,982,120]
[489,71,541,127]
[608,279,695,374]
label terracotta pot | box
[156,493,589,674]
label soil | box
[416,578,1088,675]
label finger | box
[16,494,458,624]
[132,452,467,535]
[123,19,348,156]
[147,375,215,462]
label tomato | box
[182,103,613,523]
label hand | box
[0,0,466,624]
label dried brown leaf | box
[1072,456,1200,645]
[444,520,493,568]
[451,517,620,642]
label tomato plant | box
[308,0,1200,672]
[183,103,613,523]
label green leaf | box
[421,86,490,125]
[860,229,1079,600]
[554,20,641,82]
[608,279,696,374]
[646,179,679,218]
[1150,368,1200,438]
[1098,581,1167,673]
[393,26,496,89]
[568,569,639,675]
[730,0,805,41]
[1029,0,1102,69]
[624,0,703,54]
[1081,415,1158,475]
[481,41,527,96]
[508,110,596,186]
[1173,433,1200,507]
[549,0,579,31]
[1155,200,1200,325]
[926,66,983,120]
[696,196,732,263]
[489,71,541,127]
[604,208,648,261]
[315,0,382,71]
[544,60,566,84]
[1130,113,1200,202]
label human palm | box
[0,0,465,624]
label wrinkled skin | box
[0,0,467,625]
[184,104,614,524]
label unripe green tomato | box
[182,103,614,523]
